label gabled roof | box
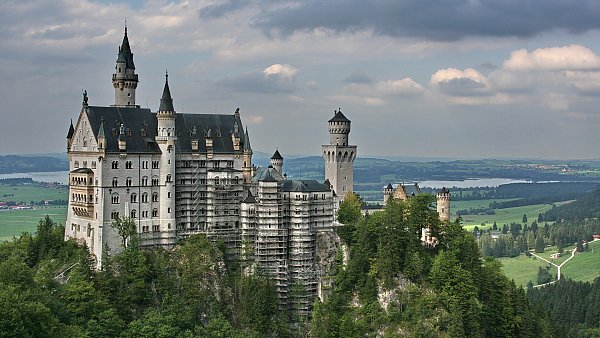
[253,166,284,182]
[271,149,283,160]
[280,179,329,192]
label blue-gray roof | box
[280,179,329,192]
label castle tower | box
[155,72,177,243]
[383,183,394,205]
[270,149,283,174]
[242,127,253,184]
[322,108,357,203]
[112,26,139,107]
[436,187,451,221]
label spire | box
[271,149,283,160]
[243,126,252,152]
[98,118,105,139]
[67,119,74,139]
[117,25,135,69]
[159,71,175,112]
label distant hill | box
[0,155,69,174]
[543,187,600,221]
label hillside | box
[543,187,600,221]
[0,155,68,174]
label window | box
[131,193,137,203]
[167,192,171,198]
[126,177,132,187]
[141,176,148,186]
[142,193,148,203]
[83,161,87,168]
[142,161,148,169]
[142,210,148,218]
[111,193,119,204]
[74,160,79,168]
[126,161,132,169]
[111,211,120,220]
[131,210,137,218]
[200,161,206,168]
[152,209,158,217]
[213,161,220,168]
[152,178,159,186]
[166,174,172,182]
[167,207,171,214]
[112,161,119,169]
[152,192,159,202]
[91,161,96,169]
[214,177,220,185]
[152,161,159,169]
[112,178,118,187]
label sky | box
[2,0,600,159]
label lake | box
[418,178,530,189]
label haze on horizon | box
[2,0,600,160]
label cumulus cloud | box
[504,45,600,71]
[252,0,600,41]
[263,63,298,81]
[430,68,490,96]
[216,64,298,93]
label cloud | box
[374,79,424,96]
[343,71,372,84]
[253,0,600,41]
[216,64,298,93]
[430,68,490,96]
[198,0,252,19]
[263,63,298,81]
[504,45,600,71]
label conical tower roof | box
[67,120,74,139]
[271,149,283,160]
[328,108,350,123]
[243,127,252,152]
[159,72,174,112]
[117,26,135,69]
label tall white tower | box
[322,108,357,203]
[112,26,139,107]
[155,72,177,244]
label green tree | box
[337,192,364,245]
[522,213,528,224]
[535,235,545,253]
[111,215,137,249]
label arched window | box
[142,193,148,203]
[112,177,118,187]
[131,193,137,203]
[152,208,158,217]
[166,174,172,182]
[111,193,119,204]
[126,177,132,187]
[131,209,137,218]
[152,192,159,202]
[141,176,148,186]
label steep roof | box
[241,190,256,203]
[117,27,135,69]
[67,120,74,139]
[243,127,252,152]
[253,166,284,182]
[328,109,350,123]
[271,149,283,160]
[158,72,174,112]
[175,113,242,153]
[280,179,329,192]
[85,106,160,153]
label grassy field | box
[451,199,517,210]
[561,240,600,282]
[0,184,67,203]
[461,203,556,230]
[0,206,67,242]
[499,255,556,287]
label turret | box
[322,108,357,203]
[383,183,393,205]
[67,119,74,150]
[242,127,253,184]
[112,26,138,107]
[437,187,451,221]
[270,149,283,174]
[328,108,351,146]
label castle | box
[64,28,355,316]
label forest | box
[2,193,599,336]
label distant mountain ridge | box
[0,155,69,174]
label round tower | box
[322,108,357,203]
[270,149,283,174]
[156,71,177,243]
[112,26,139,107]
[436,187,451,221]
[383,183,394,205]
[328,108,351,146]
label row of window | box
[112,207,172,220]
[112,160,160,170]
[113,192,172,204]
[181,160,234,168]
[73,160,96,169]
[111,175,171,187]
